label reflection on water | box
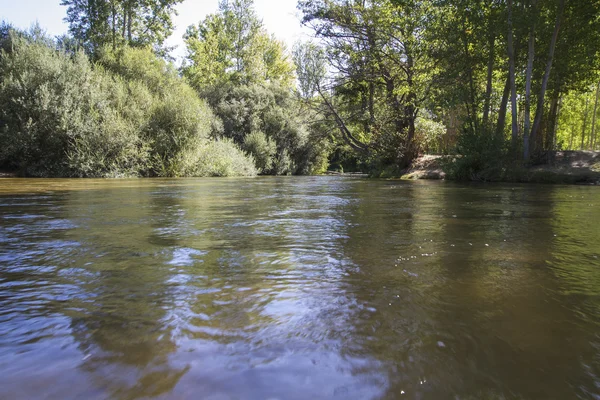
[0,177,599,399]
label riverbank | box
[400,151,600,185]
[0,170,17,178]
[3,152,599,185]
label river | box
[0,177,599,399]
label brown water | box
[0,177,599,399]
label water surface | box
[1,177,599,399]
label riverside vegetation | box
[1,0,600,181]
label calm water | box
[0,177,599,399]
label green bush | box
[205,82,329,175]
[96,45,179,95]
[415,117,447,155]
[146,86,213,176]
[0,30,256,178]
[0,36,150,177]
[243,131,277,173]
[443,127,509,181]
[192,139,257,177]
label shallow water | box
[0,177,599,399]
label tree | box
[528,0,565,159]
[292,41,327,100]
[183,0,295,90]
[434,0,600,164]
[182,0,326,175]
[592,83,600,149]
[522,0,538,159]
[61,0,183,55]
[298,0,438,168]
[507,0,519,146]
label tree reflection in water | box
[0,178,599,399]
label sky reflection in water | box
[0,177,599,399]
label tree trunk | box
[529,0,565,158]
[482,31,496,128]
[122,2,127,41]
[590,82,599,150]
[523,0,537,160]
[462,21,478,134]
[127,2,133,43]
[546,90,560,152]
[403,53,418,165]
[317,86,368,154]
[368,81,375,128]
[581,97,590,150]
[112,2,117,51]
[88,0,96,52]
[569,127,575,149]
[507,0,519,147]
[554,96,561,150]
[497,74,511,137]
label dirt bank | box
[401,151,600,185]
[400,155,447,180]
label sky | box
[0,0,312,61]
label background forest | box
[0,0,599,179]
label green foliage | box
[180,139,257,177]
[415,117,447,155]
[7,0,600,182]
[0,35,149,177]
[243,131,276,174]
[206,82,329,175]
[295,132,331,175]
[292,41,326,99]
[443,128,509,182]
[97,45,180,92]
[556,87,599,151]
[61,0,183,56]
[183,0,295,90]
[298,0,438,168]
[180,0,328,176]
[0,29,255,178]
[97,46,222,176]
[145,88,212,176]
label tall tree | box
[528,0,565,158]
[183,0,294,89]
[61,0,183,55]
[292,41,327,100]
[507,0,519,147]
[298,0,437,167]
[522,0,537,160]
[581,97,590,150]
[593,83,600,149]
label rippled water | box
[0,177,599,399]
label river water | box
[0,177,599,399]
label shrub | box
[146,85,214,176]
[191,139,257,177]
[443,127,509,181]
[96,45,178,95]
[0,32,256,178]
[243,131,277,173]
[205,82,328,175]
[0,36,150,177]
[415,117,447,155]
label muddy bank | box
[401,151,600,185]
